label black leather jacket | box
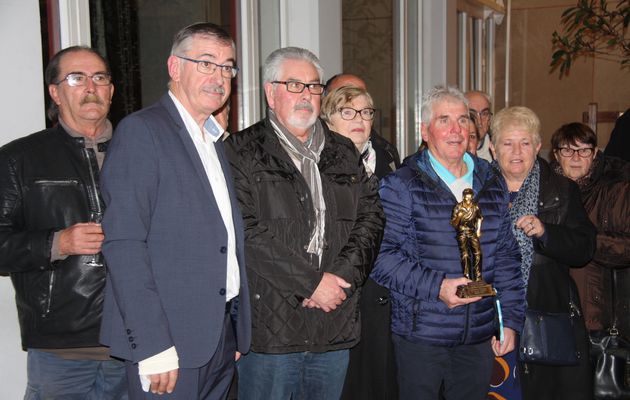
[225,118,384,353]
[0,125,107,349]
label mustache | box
[294,102,314,112]
[202,85,225,95]
[80,94,104,105]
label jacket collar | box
[405,149,499,199]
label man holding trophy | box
[370,86,525,400]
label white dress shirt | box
[137,93,240,382]
[169,91,240,301]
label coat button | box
[219,288,226,296]
[254,294,261,300]
[220,246,227,254]
[126,329,132,334]
[131,343,137,349]
[128,337,134,342]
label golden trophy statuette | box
[450,188,495,298]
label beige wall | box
[342,0,394,143]
[497,0,630,154]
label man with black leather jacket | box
[0,46,127,399]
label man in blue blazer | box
[99,22,250,399]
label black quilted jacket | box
[225,118,384,353]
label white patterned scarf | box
[494,159,540,286]
[269,110,326,266]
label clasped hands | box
[302,272,351,312]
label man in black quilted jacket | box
[225,47,384,400]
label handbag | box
[591,269,630,399]
[519,308,579,365]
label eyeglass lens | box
[275,81,325,95]
[63,73,111,87]
[340,108,375,121]
[558,147,594,157]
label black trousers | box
[341,278,398,400]
[392,334,494,400]
[126,312,236,400]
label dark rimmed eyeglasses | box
[272,80,325,95]
[54,72,112,87]
[176,55,238,78]
[338,107,375,121]
[470,108,493,120]
[555,147,595,158]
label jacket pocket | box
[25,178,85,227]
[33,179,80,186]
[412,300,421,332]
[40,269,55,318]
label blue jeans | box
[237,349,349,400]
[24,349,128,400]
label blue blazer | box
[99,94,251,368]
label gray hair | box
[170,22,235,56]
[491,106,542,147]
[320,86,374,124]
[262,47,324,85]
[421,85,468,123]
[45,46,110,122]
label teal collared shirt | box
[425,150,475,200]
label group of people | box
[1,20,629,400]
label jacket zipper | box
[33,179,79,185]
[43,270,55,317]
[83,148,102,213]
[412,301,419,331]
[462,303,471,342]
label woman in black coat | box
[490,107,596,400]
[321,86,401,400]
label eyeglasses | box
[272,80,325,95]
[338,107,375,121]
[470,108,493,120]
[55,72,112,87]
[556,147,595,158]
[176,55,238,78]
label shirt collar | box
[58,117,113,144]
[427,150,474,186]
[169,91,224,143]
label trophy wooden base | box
[456,280,495,298]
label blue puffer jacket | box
[370,149,525,346]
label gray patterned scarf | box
[269,110,326,266]
[495,159,540,286]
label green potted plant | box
[550,0,630,76]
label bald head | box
[465,91,491,140]
[326,74,367,93]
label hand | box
[58,223,104,256]
[302,298,320,309]
[235,351,242,362]
[438,277,482,309]
[309,273,351,312]
[148,369,178,395]
[515,215,545,239]
[491,327,517,356]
